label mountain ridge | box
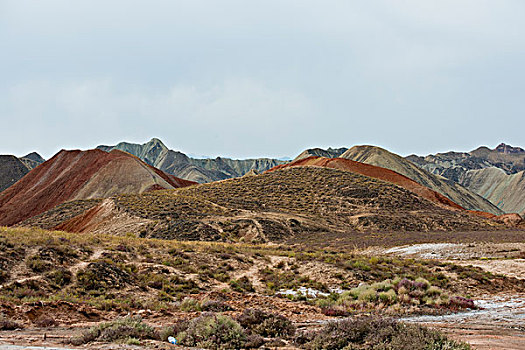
[339,145,503,215]
[97,138,288,183]
[405,143,525,214]
[0,152,45,192]
[25,166,502,241]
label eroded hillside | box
[0,149,195,226]
[24,167,502,243]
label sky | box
[1,0,524,159]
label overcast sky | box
[1,1,524,159]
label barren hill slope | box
[27,167,500,242]
[340,146,502,215]
[406,143,525,214]
[0,156,30,192]
[0,153,45,193]
[98,138,288,183]
[460,167,525,215]
[0,149,195,226]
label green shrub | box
[415,277,431,290]
[426,285,442,296]
[0,314,23,330]
[319,278,474,314]
[71,316,156,345]
[378,289,397,304]
[357,288,377,302]
[371,280,393,292]
[180,297,202,312]
[46,268,72,287]
[125,337,140,345]
[176,313,245,350]
[201,299,234,312]
[26,256,51,272]
[229,276,255,292]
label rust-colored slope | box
[269,156,464,211]
[0,149,196,226]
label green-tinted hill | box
[460,167,525,215]
[406,143,525,214]
[26,167,499,242]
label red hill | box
[0,149,196,226]
[269,156,464,211]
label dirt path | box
[68,249,104,277]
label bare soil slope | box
[461,167,525,215]
[0,149,195,226]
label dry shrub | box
[0,314,23,330]
[34,316,57,328]
[296,316,471,350]
[70,316,156,345]
[236,308,295,338]
[174,313,245,350]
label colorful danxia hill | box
[0,139,523,349]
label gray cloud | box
[1,0,524,158]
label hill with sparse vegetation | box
[23,167,503,242]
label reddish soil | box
[269,156,464,210]
[53,200,113,233]
[467,211,524,226]
[0,149,196,226]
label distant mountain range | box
[406,143,525,215]
[295,147,348,161]
[97,138,288,183]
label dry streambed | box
[375,242,525,282]
[376,242,525,349]
[401,295,525,350]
